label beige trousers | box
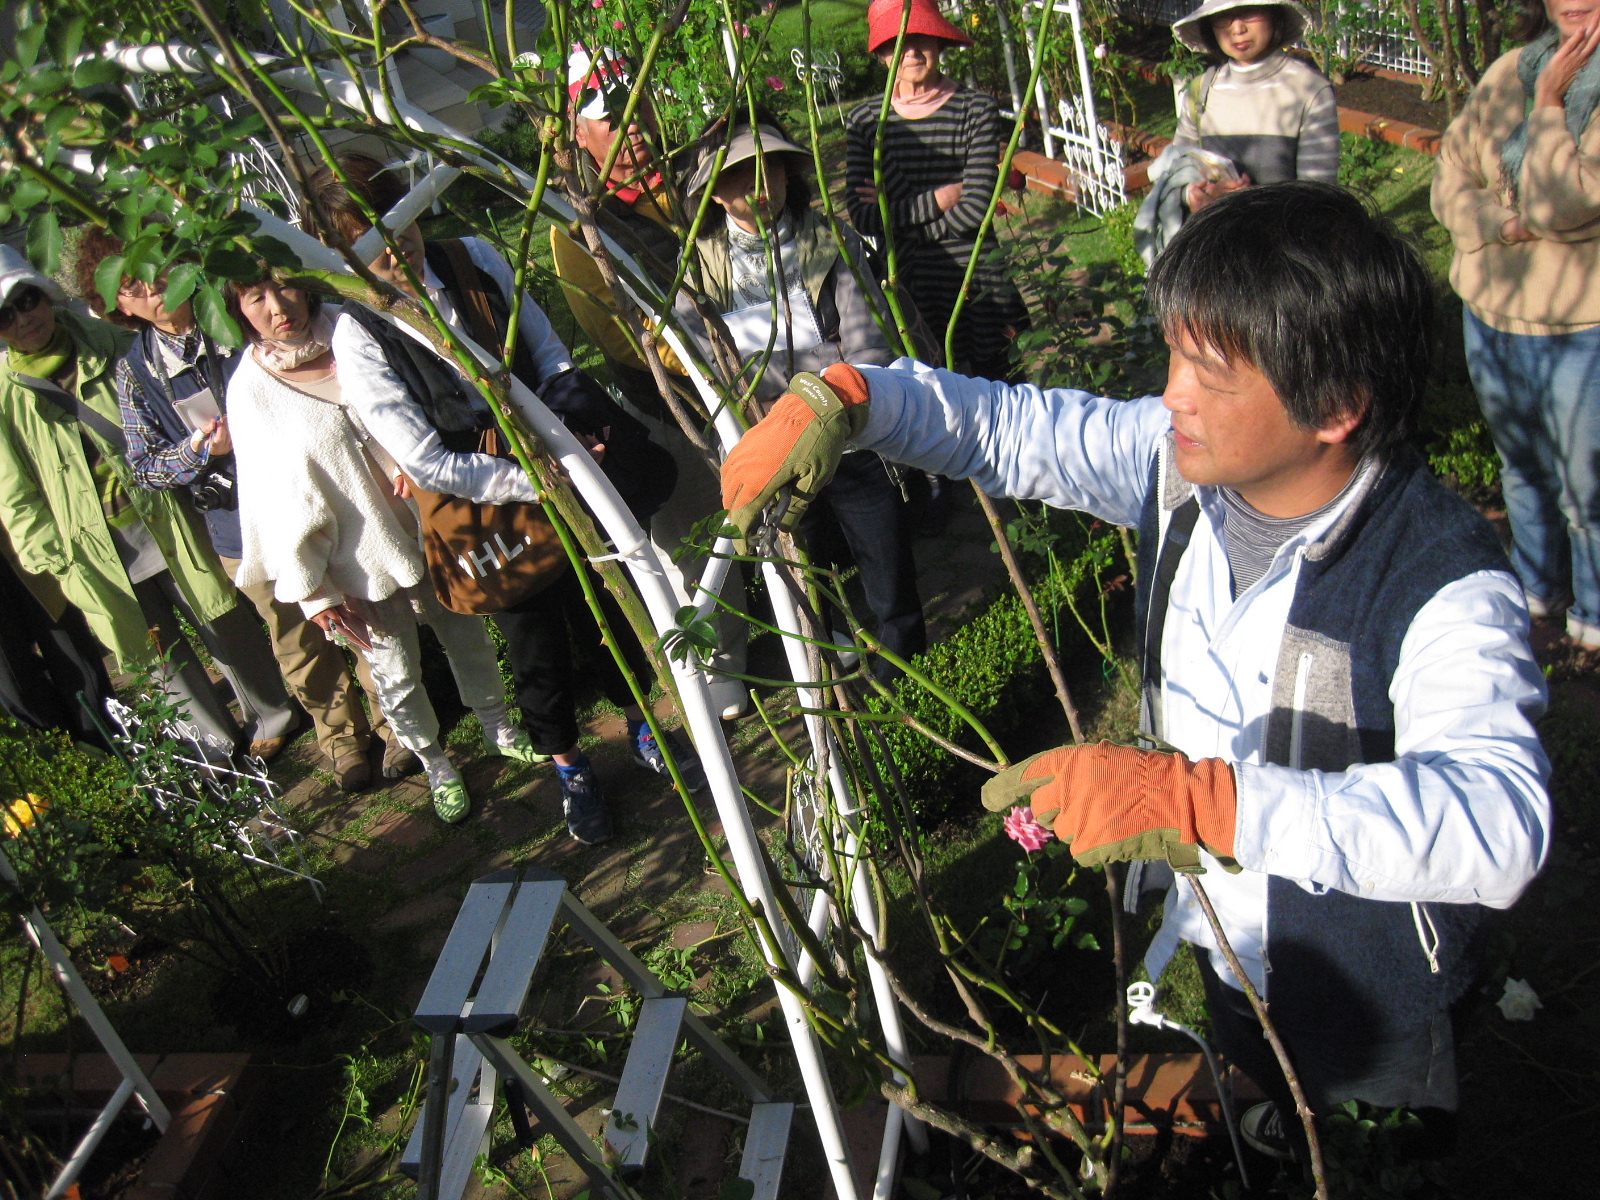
[221,558,391,762]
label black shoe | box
[558,758,612,845]
[381,739,421,780]
[1240,1101,1296,1161]
[632,725,708,792]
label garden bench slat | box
[463,876,566,1035]
[413,870,518,1034]
[604,995,689,1175]
[398,1033,486,1180]
[739,1102,795,1200]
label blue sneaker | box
[631,724,708,793]
[557,757,612,845]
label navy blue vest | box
[1137,446,1513,1038]
[121,327,241,558]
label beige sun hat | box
[0,244,68,308]
[1172,0,1313,54]
[684,124,809,197]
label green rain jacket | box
[0,306,237,670]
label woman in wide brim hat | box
[1170,0,1311,56]
[844,0,1030,383]
[1167,0,1340,210]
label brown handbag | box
[406,425,569,615]
[403,237,572,615]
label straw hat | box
[0,244,67,308]
[866,0,974,55]
[684,124,809,197]
[1171,0,1312,54]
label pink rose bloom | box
[766,75,786,90]
[613,18,624,27]
[1004,806,1055,853]
[592,0,604,7]
[737,22,751,36]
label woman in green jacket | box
[0,246,286,757]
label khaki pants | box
[221,558,391,762]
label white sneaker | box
[707,676,750,720]
[1568,613,1600,648]
[1527,591,1571,619]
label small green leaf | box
[251,235,300,270]
[94,252,126,313]
[1075,932,1099,952]
[163,263,202,311]
[14,20,47,71]
[26,210,61,276]
[49,15,87,67]
[193,281,242,348]
[72,59,123,89]
[203,244,259,281]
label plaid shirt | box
[115,326,216,489]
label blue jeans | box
[1463,309,1600,625]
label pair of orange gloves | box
[721,365,1241,869]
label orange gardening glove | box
[720,363,872,543]
[982,741,1239,872]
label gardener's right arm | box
[720,359,1166,538]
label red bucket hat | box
[866,0,974,54]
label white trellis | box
[108,24,919,1200]
[1020,0,1127,216]
[791,45,846,122]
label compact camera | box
[190,465,238,512]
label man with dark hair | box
[721,182,1551,1158]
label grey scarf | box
[1501,27,1600,199]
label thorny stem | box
[1189,875,1328,1200]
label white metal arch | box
[107,36,922,1200]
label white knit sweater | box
[228,351,425,613]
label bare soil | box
[1335,70,1453,132]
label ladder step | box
[463,877,566,1035]
[413,871,517,1033]
[399,1035,485,1179]
[739,1102,794,1200]
[605,995,688,1177]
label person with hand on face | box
[1169,1,1340,212]
[76,229,388,788]
[845,0,1030,383]
[1433,0,1600,648]
[0,246,253,759]
[305,154,704,846]
[223,277,513,823]
[680,114,927,679]
[723,183,1551,1165]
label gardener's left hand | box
[982,741,1239,871]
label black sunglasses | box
[0,286,45,331]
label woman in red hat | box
[845,0,1030,383]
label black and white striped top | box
[844,85,1029,376]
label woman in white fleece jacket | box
[225,280,516,823]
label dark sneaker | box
[559,760,612,845]
[1240,1102,1296,1161]
[632,725,708,793]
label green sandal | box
[431,777,471,824]
[485,727,551,766]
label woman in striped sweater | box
[846,0,1030,382]
[1170,0,1341,212]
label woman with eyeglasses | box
[0,246,262,757]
